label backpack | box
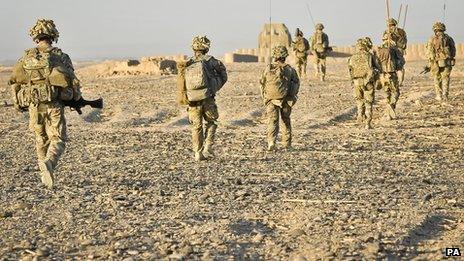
[295,37,309,53]
[431,34,456,67]
[184,57,212,102]
[349,51,372,79]
[313,32,326,53]
[263,64,290,100]
[20,48,73,105]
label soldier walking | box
[377,35,405,120]
[260,46,300,151]
[348,39,380,129]
[426,22,456,102]
[8,19,82,188]
[383,18,407,86]
[178,36,228,161]
[310,23,330,81]
[292,28,310,78]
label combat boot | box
[194,151,206,162]
[38,159,54,189]
[203,143,215,157]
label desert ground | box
[0,59,463,260]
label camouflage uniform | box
[377,36,404,120]
[426,22,456,101]
[383,18,407,86]
[348,39,380,129]
[182,36,227,161]
[292,28,310,77]
[260,46,300,150]
[8,19,81,188]
[310,23,330,81]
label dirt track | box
[0,60,463,260]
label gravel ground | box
[0,60,463,260]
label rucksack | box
[19,48,73,105]
[263,64,290,100]
[295,37,309,52]
[184,57,213,102]
[431,34,455,62]
[349,52,372,78]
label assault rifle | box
[419,66,431,75]
[63,97,103,115]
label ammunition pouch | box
[18,83,59,107]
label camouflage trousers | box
[188,98,218,153]
[431,66,452,101]
[312,55,326,80]
[29,102,66,170]
[380,72,400,118]
[295,55,308,77]
[266,100,292,147]
[353,79,375,125]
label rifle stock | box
[63,97,103,115]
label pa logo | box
[445,248,461,257]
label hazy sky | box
[0,0,462,61]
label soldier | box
[260,46,300,150]
[8,19,82,188]
[310,23,330,81]
[179,36,228,161]
[383,18,407,86]
[348,39,380,129]
[426,22,456,101]
[377,35,405,120]
[292,28,310,77]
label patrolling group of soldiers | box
[292,23,330,81]
[348,19,456,129]
[7,19,457,188]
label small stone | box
[127,250,139,255]
[252,233,264,243]
[423,193,432,202]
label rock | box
[423,193,433,202]
[290,228,306,237]
[0,211,13,218]
[362,242,380,257]
[127,250,139,255]
[168,253,185,260]
[252,233,264,243]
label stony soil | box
[0,60,463,260]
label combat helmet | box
[363,37,373,50]
[272,45,289,59]
[387,18,398,26]
[191,36,211,52]
[315,23,324,30]
[29,19,59,43]
[432,22,446,32]
[356,39,368,51]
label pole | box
[397,4,403,22]
[385,0,391,20]
[442,0,446,23]
[269,0,272,65]
[402,4,408,29]
[305,2,316,27]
